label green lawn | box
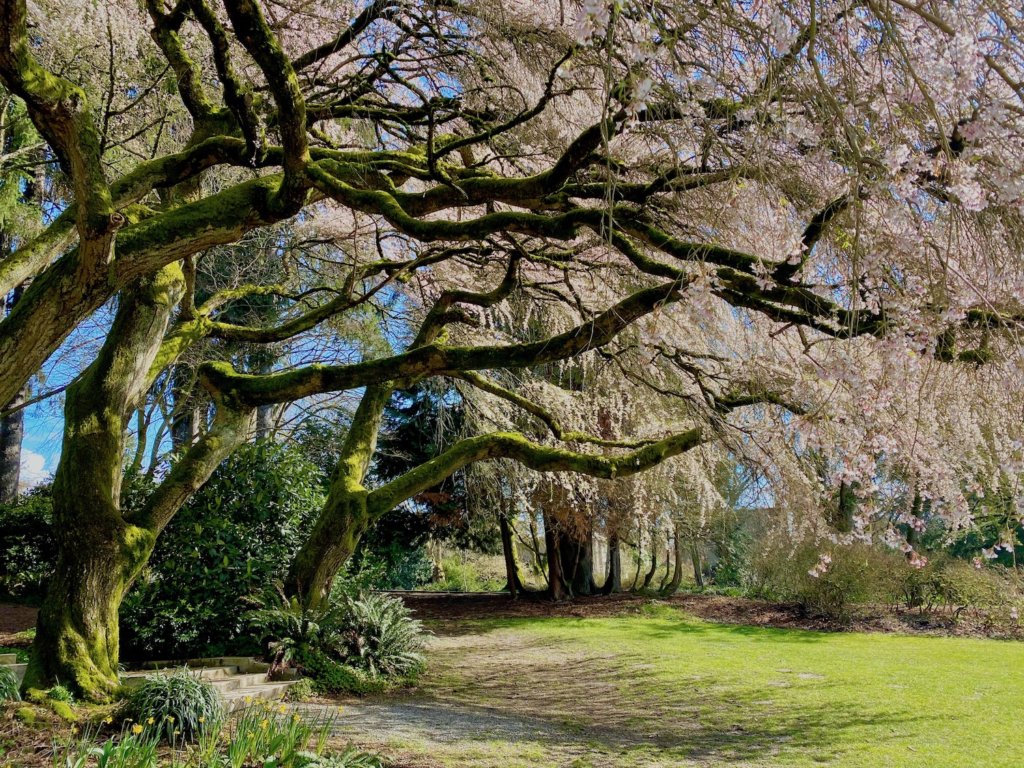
[364,605,1024,767]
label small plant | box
[284,677,315,701]
[47,684,74,703]
[121,669,222,743]
[0,666,19,701]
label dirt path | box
[299,627,703,768]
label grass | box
[355,604,1024,767]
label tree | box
[5,0,1024,699]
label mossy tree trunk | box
[24,265,252,700]
[287,384,391,605]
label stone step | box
[0,653,18,665]
[223,681,298,713]
[138,657,270,674]
[209,672,270,693]
[122,665,241,687]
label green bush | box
[248,590,427,694]
[284,677,315,701]
[750,541,907,623]
[121,670,223,743]
[426,553,505,592]
[121,441,325,659]
[0,666,19,701]
[0,486,55,600]
[295,649,390,696]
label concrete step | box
[138,657,270,674]
[0,653,18,665]
[223,681,298,713]
[209,672,270,693]
[122,665,241,687]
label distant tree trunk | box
[690,542,705,588]
[642,528,659,589]
[0,284,27,503]
[631,525,644,589]
[499,509,528,598]
[601,533,622,594]
[528,513,546,575]
[556,523,594,596]
[664,525,685,595]
[832,480,857,533]
[544,518,570,600]
[170,364,201,450]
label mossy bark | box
[24,264,250,700]
[23,267,183,699]
[287,384,391,605]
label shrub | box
[285,677,315,701]
[121,670,222,743]
[248,589,427,692]
[0,666,19,701]
[750,541,907,623]
[0,486,56,600]
[330,593,426,678]
[121,441,325,660]
[295,649,390,696]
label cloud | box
[19,449,50,490]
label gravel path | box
[300,698,571,745]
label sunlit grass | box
[387,605,1024,767]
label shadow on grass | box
[405,619,920,765]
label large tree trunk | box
[25,265,249,700]
[23,513,153,698]
[557,524,595,596]
[601,533,622,594]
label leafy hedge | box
[121,441,325,659]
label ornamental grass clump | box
[121,669,222,743]
[0,666,19,701]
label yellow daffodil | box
[146,716,155,725]
[132,724,144,735]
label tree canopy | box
[4,0,1024,699]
